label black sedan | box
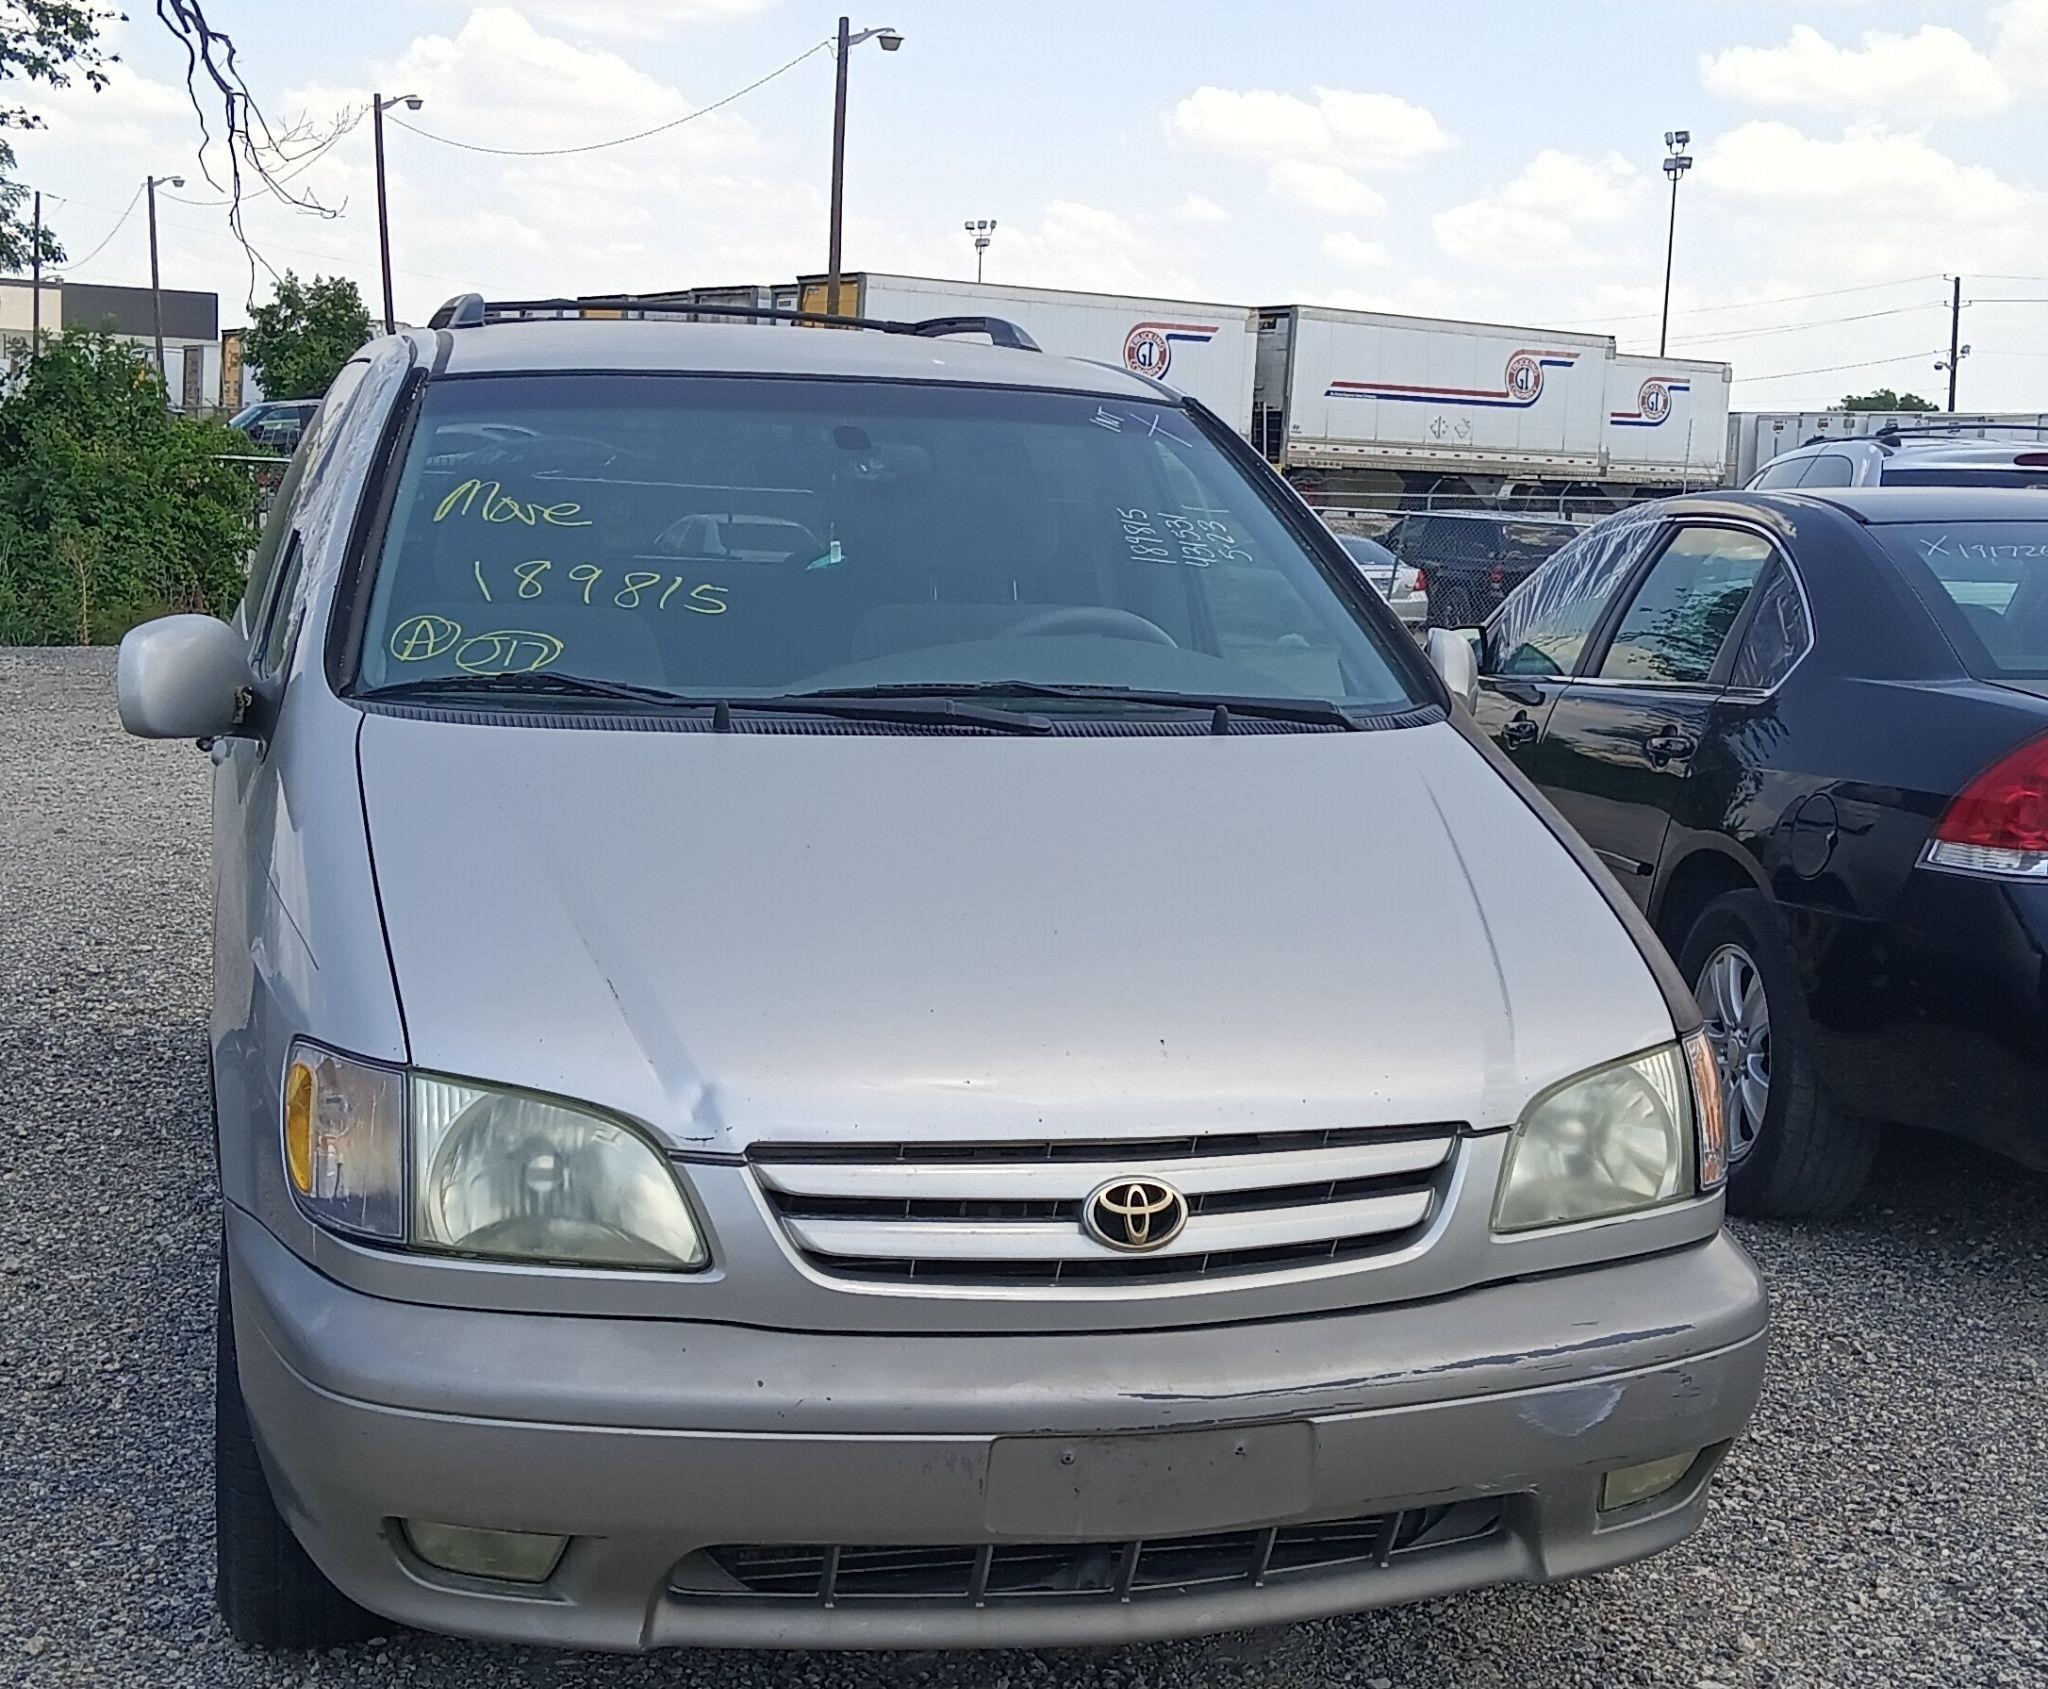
[1466,486,2048,1216]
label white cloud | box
[1994,0,2048,89]
[1700,23,2009,114]
[1432,149,1643,268]
[1266,160,1385,218]
[1174,192,1228,224]
[1699,122,2027,222]
[1166,84,1450,168]
[520,0,782,37]
[1321,231,1390,269]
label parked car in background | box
[1466,486,2048,1218]
[229,398,320,454]
[1331,510,1586,628]
[114,293,1761,1654]
[1748,425,2048,490]
[1333,532,1428,628]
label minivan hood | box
[356,715,1674,1153]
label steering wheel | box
[1006,606,1179,646]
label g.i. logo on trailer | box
[1638,378,1674,423]
[1123,320,1219,380]
[1504,352,1545,403]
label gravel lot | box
[3,644,2044,1689]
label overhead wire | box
[1671,303,1939,347]
[1552,273,1943,328]
[1735,350,1951,382]
[386,37,831,158]
[54,181,145,272]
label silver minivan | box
[119,297,1766,1654]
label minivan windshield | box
[1880,521,2048,677]
[353,374,1420,713]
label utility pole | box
[824,18,903,318]
[1946,275,1962,412]
[145,173,185,384]
[30,190,41,357]
[1658,131,1693,359]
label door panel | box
[1533,524,1775,908]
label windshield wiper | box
[362,670,685,707]
[797,681,1371,731]
[362,671,1051,734]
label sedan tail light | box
[1927,730,2048,877]
[1411,567,1429,594]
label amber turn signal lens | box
[1683,1029,1728,1192]
[284,1060,315,1194]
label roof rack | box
[1871,421,2048,442]
[425,292,1041,352]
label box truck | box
[797,272,1258,434]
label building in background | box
[0,277,224,412]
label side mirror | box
[1425,627,1480,715]
[117,614,250,740]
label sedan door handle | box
[1644,731,1696,766]
[1501,714,1538,749]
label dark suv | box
[1470,487,2048,1217]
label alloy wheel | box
[1697,942,1771,1166]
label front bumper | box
[227,1208,1768,1653]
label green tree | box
[1840,388,1938,412]
[0,2,114,271]
[243,271,373,400]
[0,331,261,643]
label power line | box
[1555,273,1942,328]
[1735,349,1949,383]
[55,182,145,272]
[1672,303,1937,348]
[388,38,831,159]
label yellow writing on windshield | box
[455,630,565,675]
[469,559,732,615]
[433,478,593,528]
[389,614,463,661]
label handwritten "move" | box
[434,478,592,529]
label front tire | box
[215,1259,383,1649]
[1677,890,1874,1219]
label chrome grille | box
[750,1125,1458,1286]
[677,1502,1506,1606]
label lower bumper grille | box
[678,1502,1506,1607]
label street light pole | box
[1658,130,1693,359]
[30,189,41,357]
[964,218,997,283]
[373,93,424,336]
[145,173,185,386]
[824,18,902,318]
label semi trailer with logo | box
[1602,352,1732,493]
[797,272,1258,433]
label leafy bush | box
[244,271,372,400]
[0,331,262,644]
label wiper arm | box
[362,670,684,706]
[800,681,1369,730]
[730,694,1052,734]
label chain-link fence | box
[1313,506,1588,628]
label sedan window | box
[1597,527,1773,685]
[1485,517,1653,676]
[1727,563,1811,691]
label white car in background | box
[1748,426,2048,490]
[1336,533,1429,629]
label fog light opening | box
[401,1520,568,1583]
[1599,1451,1700,1512]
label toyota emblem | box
[1082,1177,1190,1253]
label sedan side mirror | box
[1425,627,1480,715]
[117,614,250,740]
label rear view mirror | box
[1425,627,1479,715]
[117,614,249,740]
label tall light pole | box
[963,218,997,283]
[1658,130,1693,359]
[825,17,903,317]
[145,173,185,385]
[373,93,424,336]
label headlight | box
[282,1043,706,1271]
[411,1077,706,1270]
[1494,1043,1698,1233]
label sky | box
[13,0,2048,412]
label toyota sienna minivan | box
[118,294,1767,1654]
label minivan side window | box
[1486,518,1652,677]
[1751,456,1811,489]
[1597,527,1773,685]
[1799,454,1855,487]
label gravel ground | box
[3,644,2045,1689]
